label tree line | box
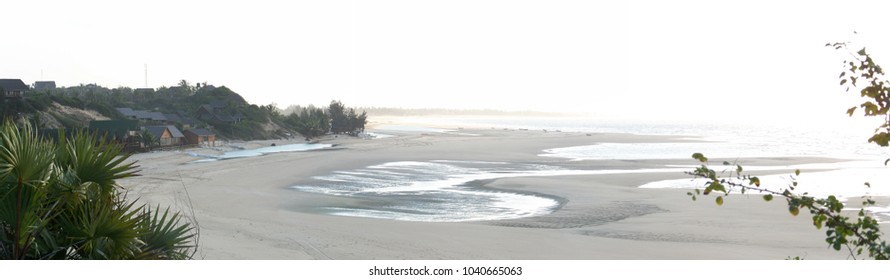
[284,100,367,140]
[5,81,370,141]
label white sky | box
[3,0,890,124]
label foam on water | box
[292,161,557,222]
[294,159,890,222]
[188,143,333,162]
[292,161,696,222]
[362,132,396,139]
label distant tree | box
[138,130,159,151]
[329,100,346,134]
[328,100,367,135]
[177,80,193,93]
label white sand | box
[119,127,875,259]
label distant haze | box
[4,0,890,125]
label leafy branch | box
[686,153,890,260]
[684,39,890,260]
[828,41,890,147]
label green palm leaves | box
[0,121,195,259]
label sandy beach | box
[119,124,869,260]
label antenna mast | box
[144,64,148,88]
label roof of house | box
[0,79,29,91]
[215,114,235,122]
[143,125,183,139]
[162,113,183,123]
[116,108,137,118]
[148,112,167,121]
[134,110,151,119]
[89,120,139,138]
[143,126,169,139]
[131,110,164,121]
[33,81,56,89]
[165,125,184,138]
[197,104,215,114]
[186,128,215,136]
[180,116,200,125]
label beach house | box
[33,81,56,90]
[143,125,185,147]
[89,120,140,142]
[184,128,217,146]
[0,79,29,100]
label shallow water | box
[289,160,729,222]
[188,143,333,162]
[302,117,890,222]
[291,161,564,222]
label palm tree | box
[0,121,195,259]
[138,130,160,151]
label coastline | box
[120,121,872,259]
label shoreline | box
[119,124,882,259]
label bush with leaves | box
[0,122,195,259]
[686,42,890,260]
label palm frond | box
[55,129,139,201]
[135,205,195,260]
[57,199,144,259]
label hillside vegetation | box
[0,81,367,140]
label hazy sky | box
[3,0,890,123]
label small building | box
[184,128,216,147]
[116,107,138,119]
[162,112,183,124]
[33,81,56,90]
[89,120,139,141]
[143,125,185,147]
[162,112,200,130]
[195,105,217,120]
[0,79,29,100]
[132,110,166,122]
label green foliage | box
[14,81,377,141]
[328,100,368,136]
[283,101,367,140]
[286,107,331,140]
[687,154,889,259]
[138,130,159,151]
[828,42,890,147]
[0,121,195,259]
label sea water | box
[295,116,890,222]
[290,160,706,222]
[291,161,564,222]
[188,143,333,162]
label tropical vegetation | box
[0,121,195,259]
[284,100,367,140]
[4,81,368,141]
